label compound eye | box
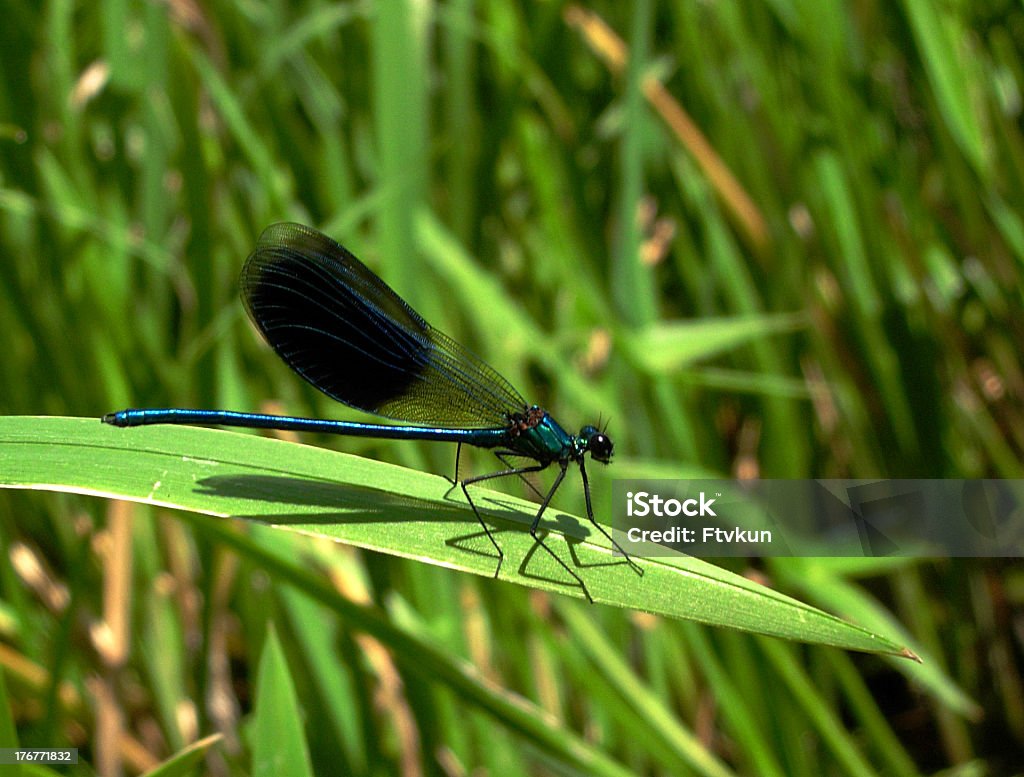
[588,432,614,463]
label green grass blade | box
[1,416,909,656]
[372,0,429,297]
[252,627,314,777]
[622,313,807,373]
[0,662,20,777]
[758,638,879,777]
[140,734,224,777]
[558,602,736,777]
[679,624,788,777]
[899,0,987,175]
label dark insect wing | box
[241,223,427,414]
[240,223,527,428]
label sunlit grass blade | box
[1,416,910,656]
[622,314,806,373]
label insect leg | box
[460,460,548,573]
[578,460,643,576]
[461,459,596,602]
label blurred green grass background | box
[1,0,1023,774]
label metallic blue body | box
[510,412,576,463]
[105,405,588,465]
[106,407,510,448]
